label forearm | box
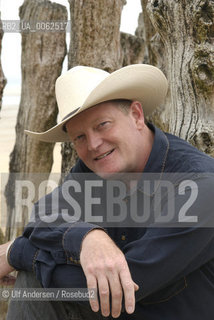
[7,235,85,287]
[8,237,39,272]
[7,219,104,287]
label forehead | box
[66,101,121,129]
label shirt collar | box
[138,123,170,195]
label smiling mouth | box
[95,149,115,160]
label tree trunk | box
[146,0,214,156]
[0,16,8,320]
[136,0,156,65]
[68,0,125,72]
[0,13,7,112]
[4,0,67,240]
[120,31,145,66]
[0,12,7,242]
[61,0,125,175]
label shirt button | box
[121,235,126,241]
[74,259,80,264]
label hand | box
[0,241,16,285]
[80,230,139,318]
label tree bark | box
[136,0,155,65]
[120,31,145,66]
[0,16,8,319]
[68,0,125,72]
[4,0,67,239]
[61,0,125,175]
[0,12,7,244]
[146,0,214,157]
[0,13,7,112]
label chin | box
[95,171,116,179]
[95,168,125,180]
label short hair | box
[111,99,148,124]
[110,99,133,114]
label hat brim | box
[25,64,168,142]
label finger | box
[120,269,136,315]
[108,273,123,318]
[134,282,139,291]
[0,275,16,286]
[97,276,110,317]
[86,275,99,313]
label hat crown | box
[55,66,110,120]
[25,64,168,143]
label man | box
[1,64,214,319]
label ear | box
[130,101,145,129]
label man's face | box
[66,101,147,178]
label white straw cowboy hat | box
[25,64,168,142]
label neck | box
[136,124,154,173]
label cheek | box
[106,129,125,144]
[75,147,87,161]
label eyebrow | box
[65,113,112,136]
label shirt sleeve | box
[8,161,105,287]
[8,217,104,287]
[125,227,214,302]
[8,235,89,288]
[123,174,214,302]
[8,173,214,302]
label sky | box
[0,0,142,94]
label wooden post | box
[0,12,7,112]
[146,0,214,156]
[61,0,125,175]
[4,0,67,239]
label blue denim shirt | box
[9,124,214,319]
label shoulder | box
[70,159,92,174]
[165,132,214,173]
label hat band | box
[62,107,80,121]
[62,107,80,133]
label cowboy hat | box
[25,64,168,142]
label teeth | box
[96,150,113,160]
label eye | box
[98,121,110,129]
[73,134,85,144]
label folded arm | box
[4,173,214,316]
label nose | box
[87,131,103,151]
